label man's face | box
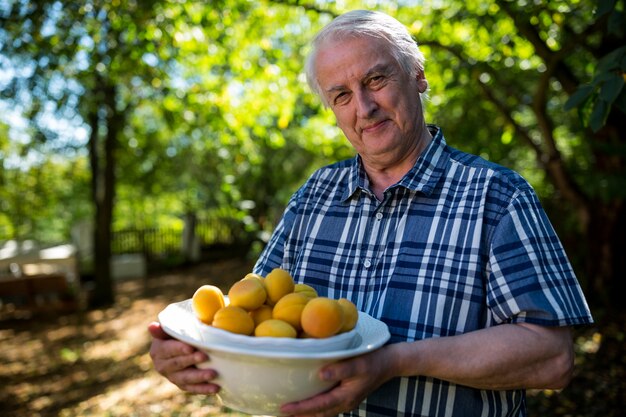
[314,35,428,169]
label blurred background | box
[0,0,624,416]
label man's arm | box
[280,323,573,417]
[393,322,574,390]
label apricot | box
[242,272,265,283]
[254,319,297,338]
[300,297,344,338]
[212,306,255,335]
[338,298,359,332]
[272,292,309,331]
[192,285,225,324]
[249,304,273,326]
[264,268,295,305]
[294,283,318,299]
[228,278,267,310]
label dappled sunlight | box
[58,371,225,417]
[2,258,623,416]
[576,332,602,355]
[0,259,255,417]
[526,316,626,415]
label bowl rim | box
[196,318,359,350]
[159,298,391,360]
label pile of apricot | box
[191,268,358,339]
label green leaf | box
[596,46,626,73]
[614,89,626,114]
[590,99,610,132]
[565,85,594,111]
[596,0,616,18]
[607,9,624,36]
[599,73,625,103]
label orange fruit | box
[294,283,318,299]
[249,304,274,326]
[337,298,359,332]
[192,285,225,324]
[264,268,295,305]
[254,319,297,338]
[300,297,344,338]
[272,292,309,331]
[228,278,267,311]
[242,273,265,283]
[212,306,255,335]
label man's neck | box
[363,127,433,200]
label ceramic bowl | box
[159,299,390,416]
[196,313,358,353]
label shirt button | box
[364,259,372,268]
[375,212,383,220]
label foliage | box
[0,127,91,242]
[1,0,624,306]
[564,0,626,132]
[0,0,352,242]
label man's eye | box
[369,75,385,87]
[334,92,349,105]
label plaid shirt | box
[254,126,593,417]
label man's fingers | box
[148,321,170,339]
[150,336,196,359]
[147,320,221,396]
[169,366,218,386]
[152,343,207,372]
[180,382,221,395]
[319,353,369,382]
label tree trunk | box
[182,212,201,263]
[495,0,626,312]
[88,80,120,307]
[584,109,626,312]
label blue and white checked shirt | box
[253,126,593,417]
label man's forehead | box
[316,39,396,85]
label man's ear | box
[417,72,428,93]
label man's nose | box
[355,88,377,118]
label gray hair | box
[305,10,426,105]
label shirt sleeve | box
[252,189,300,276]
[486,188,593,327]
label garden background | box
[1,0,625,416]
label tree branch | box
[495,0,579,94]
[421,38,589,225]
[268,0,337,17]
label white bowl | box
[196,313,358,353]
[159,299,390,416]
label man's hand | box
[148,321,221,394]
[279,346,396,417]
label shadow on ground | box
[1,257,624,417]
[0,258,256,417]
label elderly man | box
[149,10,592,417]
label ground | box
[1,259,624,417]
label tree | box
[0,0,348,304]
[1,0,622,311]
[410,0,625,309]
[0,0,183,305]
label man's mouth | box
[361,119,388,134]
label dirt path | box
[1,258,623,417]
[0,258,256,417]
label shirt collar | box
[342,125,448,201]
